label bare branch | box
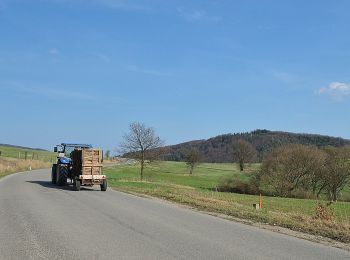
[119,122,164,181]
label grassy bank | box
[105,161,350,243]
[0,157,51,178]
[0,145,56,162]
[0,146,54,178]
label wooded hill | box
[162,130,350,163]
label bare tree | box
[260,144,327,197]
[232,139,256,171]
[323,147,350,201]
[120,122,164,181]
[184,149,201,175]
[296,148,327,198]
[105,150,111,159]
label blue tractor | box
[51,143,92,187]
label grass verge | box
[106,161,350,243]
[0,157,51,179]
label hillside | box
[0,143,46,151]
[162,130,350,163]
[0,145,55,162]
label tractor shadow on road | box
[26,181,98,191]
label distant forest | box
[162,130,350,163]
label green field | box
[105,161,350,243]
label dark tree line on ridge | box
[161,129,350,163]
[120,123,350,200]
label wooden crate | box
[72,148,103,177]
[82,166,102,175]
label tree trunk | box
[332,188,337,201]
[312,184,317,195]
[328,189,336,201]
[239,160,244,171]
[140,151,145,181]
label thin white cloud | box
[22,86,95,101]
[96,0,151,10]
[0,0,153,11]
[317,82,350,100]
[126,65,171,76]
[2,81,126,104]
[49,48,59,55]
[44,0,150,11]
[92,53,111,63]
[177,7,222,23]
[4,82,96,101]
[270,70,297,83]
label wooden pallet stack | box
[72,149,103,177]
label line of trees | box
[119,128,261,178]
[120,122,203,178]
[259,145,350,201]
[119,123,350,201]
[162,130,350,163]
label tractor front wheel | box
[51,164,57,184]
[57,165,68,186]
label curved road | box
[0,169,349,260]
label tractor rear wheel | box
[73,178,81,191]
[51,164,57,184]
[100,180,107,191]
[57,165,68,186]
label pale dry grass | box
[0,157,51,178]
[112,184,350,243]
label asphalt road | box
[0,169,349,260]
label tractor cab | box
[54,143,92,158]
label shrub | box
[315,202,334,221]
[259,144,327,197]
[289,189,316,199]
[217,176,259,195]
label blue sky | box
[1,0,350,151]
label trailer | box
[71,148,107,191]
[51,143,107,191]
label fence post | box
[18,152,21,159]
[0,151,2,157]
[32,153,35,160]
[25,152,28,160]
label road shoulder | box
[110,187,350,252]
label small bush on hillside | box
[289,189,317,199]
[217,176,259,195]
[315,202,334,221]
[259,144,327,198]
[341,193,350,202]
